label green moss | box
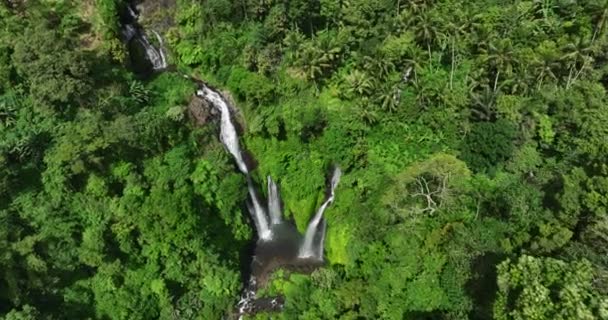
[326,222,353,266]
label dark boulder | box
[187,95,214,126]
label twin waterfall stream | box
[121,3,341,317]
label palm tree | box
[361,55,395,80]
[287,31,342,85]
[403,0,433,16]
[377,85,401,113]
[481,38,516,83]
[561,36,594,66]
[441,13,469,89]
[288,42,324,82]
[533,41,560,90]
[128,80,150,104]
[0,92,18,128]
[315,31,342,69]
[355,99,378,125]
[343,69,374,97]
[509,63,537,95]
[561,36,596,88]
[532,0,557,21]
[470,85,497,121]
[247,0,274,20]
[283,30,306,63]
[412,12,440,60]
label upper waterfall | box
[197,87,249,174]
[196,85,273,241]
[121,3,167,72]
[151,30,168,69]
[138,33,168,70]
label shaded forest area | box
[1,0,608,319]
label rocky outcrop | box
[187,94,214,126]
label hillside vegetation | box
[1,0,608,319]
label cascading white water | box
[193,81,343,316]
[267,176,283,225]
[127,4,138,19]
[122,24,138,41]
[247,177,272,240]
[236,277,257,318]
[299,167,342,259]
[197,85,273,241]
[122,3,167,71]
[315,219,327,259]
[197,87,249,174]
[138,34,167,70]
[299,201,331,259]
[151,30,168,69]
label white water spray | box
[126,4,138,19]
[247,177,272,240]
[315,219,327,260]
[197,87,249,174]
[138,33,167,71]
[151,30,168,69]
[121,4,167,71]
[299,167,342,259]
[197,86,273,241]
[122,24,138,41]
[194,81,343,316]
[267,176,283,225]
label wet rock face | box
[127,39,155,74]
[120,1,169,75]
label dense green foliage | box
[2,0,608,319]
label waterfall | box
[121,3,167,71]
[193,80,344,316]
[247,177,272,240]
[197,85,273,241]
[117,9,356,317]
[138,33,167,71]
[236,277,257,316]
[267,176,283,225]
[315,219,327,259]
[151,30,168,69]
[126,4,138,19]
[330,167,342,191]
[299,167,342,259]
[122,24,138,41]
[299,200,331,259]
[196,87,249,174]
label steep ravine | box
[120,3,341,318]
[195,81,341,319]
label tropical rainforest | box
[1,0,608,319]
